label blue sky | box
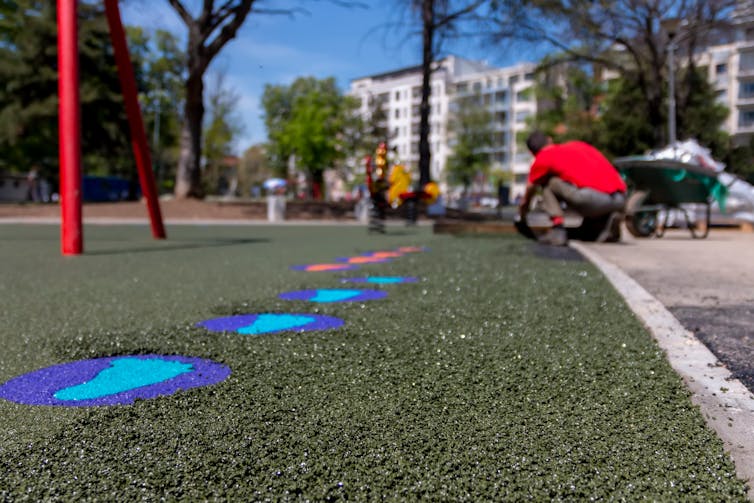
[121,1,537,153]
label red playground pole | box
[58,0,83,255]
[103,0,166,239]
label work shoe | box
[537,226,568,246]
[596,212,622,243]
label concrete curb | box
[571,241,754,498]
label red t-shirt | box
[528,141,626,194]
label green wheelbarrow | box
[613,157,728,239]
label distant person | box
[26,166,40,202]
[496,179,509,218]
[517,131,626,246]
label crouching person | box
[518,131,626,246]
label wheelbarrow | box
[613,156,728,239]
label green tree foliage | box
[601,67,730,159]
[597,76,657,158]
[723,137,754,183]
[488,0,734,148]
[262,76,359,198]
[677,67,730,157]
[446,94,492,191]
[202,70,244,195]
[530,61,603,147]
[341,95,388,169]
[0,0,133,181]
[126,26,185,193]
[533,63,731,164]
[237,144,273,197]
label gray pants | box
[542,177,625,219]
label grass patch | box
[0,224,747,500]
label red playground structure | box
[57,0,165,255]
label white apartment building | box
[349,56,538,199]
[698,3,754,146]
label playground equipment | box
[364,142,440,232]
[58,0,165,255]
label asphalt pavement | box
[573,227,754,497]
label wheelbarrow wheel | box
[625,190,658,238]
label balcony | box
[737,96,754,106]
[736,123,754,134]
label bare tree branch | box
[434,0,485,30]
[167,0,193,26]
[205,1,253,63]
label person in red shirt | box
[518,131,626,246]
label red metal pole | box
[103,0,166,239]
[57,0,83,255]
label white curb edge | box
[571,241,754,497]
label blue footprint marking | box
[198,313,345,335]
[0,355,231,407]
[278,289,388,303]
[54,358,193,401]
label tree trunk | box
[310,170,324,200]
[175,70,205,198]
[418,0,434,188]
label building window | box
[515,111,531,123]
[716,63,727,75]
[456,83,468,94]
[395,90,400,101]
[524,72,535,81]
[510,75,519,85]
[740,109,754,127]
[740,81,754,99]
[740,51,754,72]
[472,81,482,92]
[394,108,400,119]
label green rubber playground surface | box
[0,223,747,500]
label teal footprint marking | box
[238,313,316,335]
[363,277,405,284]
[54,357,194,401]
[310,289,363,302]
